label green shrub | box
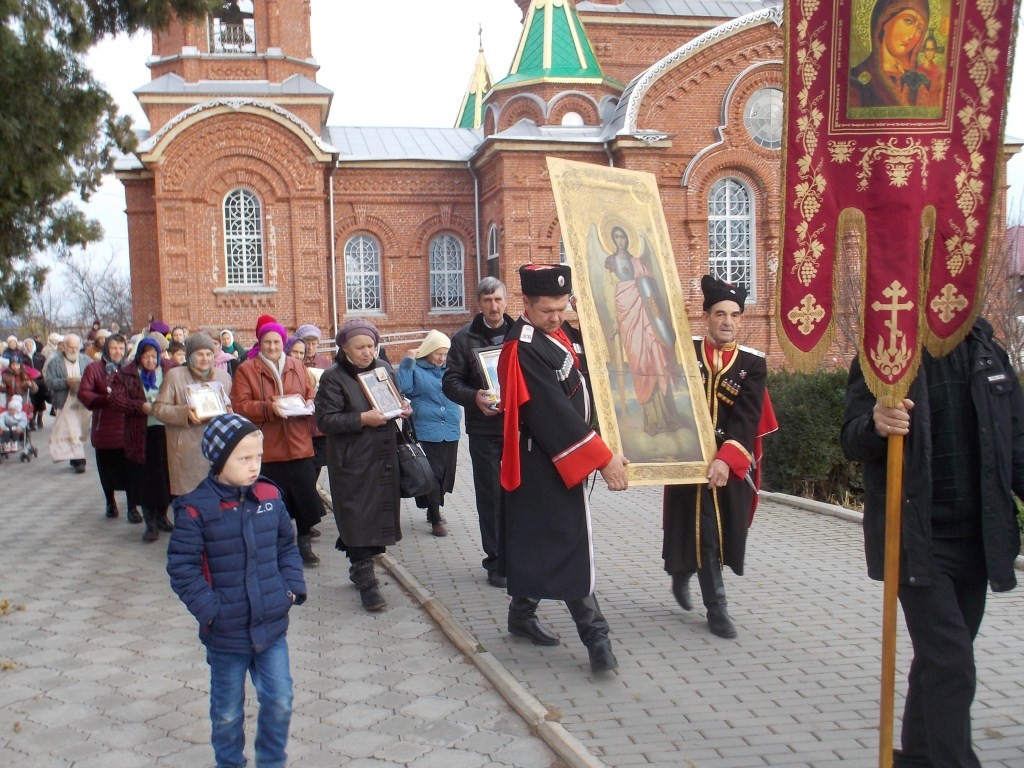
[762,369,862,504]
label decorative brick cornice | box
[621,5,782,135]
[137,98,336,162]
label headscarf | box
[134,337,162,391]
[415,330,451,360]
[284,335,306,356]
[102,334,128,375]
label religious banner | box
[547,157,718,486]
[779,0,1020,404]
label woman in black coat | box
[315,318,411,612]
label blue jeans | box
[206,634,293,768]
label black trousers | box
[259,458,323,536]
[896,536,987,768]
[468,432,502,574]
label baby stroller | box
[1,396,38,463]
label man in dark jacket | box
[841,318,1022,768]
[442,277,515,588]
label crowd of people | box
[4,259,1020,768]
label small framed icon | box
[357,368,404,418]
[186,382,228,422]
[474,346,502,402]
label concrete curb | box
[380,553,606,768]
[760,491,1024,571]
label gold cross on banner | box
[929,283,969,323]
[787,294,826,335]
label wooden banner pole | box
[879,432,904,768]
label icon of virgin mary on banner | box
[778,0,1019,405]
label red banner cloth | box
[779,0,1019,403]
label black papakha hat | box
[701,274,747,312]
[519,264,572,297]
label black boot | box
[141,508,159,543]
[566,595,617,672]
[155,508,174,532]
[126,507,143,524]
[508,597,560,646]
[349,559,386,611]
[671,572,694,611]
[105,500,119,519]
[697,560,737,638]
[297,534,320,567]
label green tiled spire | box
[455,36,493,129]
[493,0,621,90]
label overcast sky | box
[76,2,1024,273]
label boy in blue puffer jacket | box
[168,413,306,768]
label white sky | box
[76,2,1024,272]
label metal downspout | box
[329,161,339,339]
[469,160,482,285]
[604,139,615,168]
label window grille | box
[430,234,465,311]
[224,189,264,285]
[707,178,754,298]
[345,236,382,312]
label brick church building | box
[113,0,1016,360]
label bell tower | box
[141,0,329,134]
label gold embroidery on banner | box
[930,283,969,322]
[827,140,856,163]
[787,294,826,335]
[870,280,914,379]
[855,139,930,191]
[787,10,828,290]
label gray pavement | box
[1,426,1022,767]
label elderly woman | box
[22,338,47,429]
[316,318,412,611]
[110,338,174,542]
[2,335,20,364]
[396,330,462,537]
[77,334,140,522]
[220,329,241,360]
[231,319,322,566]
[153,333,234,498]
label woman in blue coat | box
[397,330,462,537]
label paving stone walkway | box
[1,425,1021,767]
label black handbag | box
[396,419,434,498]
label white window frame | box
[429,234,465,312]
[344,235,382,313]
[223,188,264,286]
[487,224,499,279]
[707,178,755,301]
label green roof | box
[455,48,492,129]
[494,0,621,90]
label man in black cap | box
[662,275,774,638]
[497,264,630,674]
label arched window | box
[344,235,382,312]
[707,178,754,299]
[210,0,256,53]
[430,234,465,311]
[487,224,499,279]
[223,188,264,285]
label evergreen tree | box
[0,0,218,312]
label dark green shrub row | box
[762,369,863,505]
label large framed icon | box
[547,157,717,485]
[357,368,405,418]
